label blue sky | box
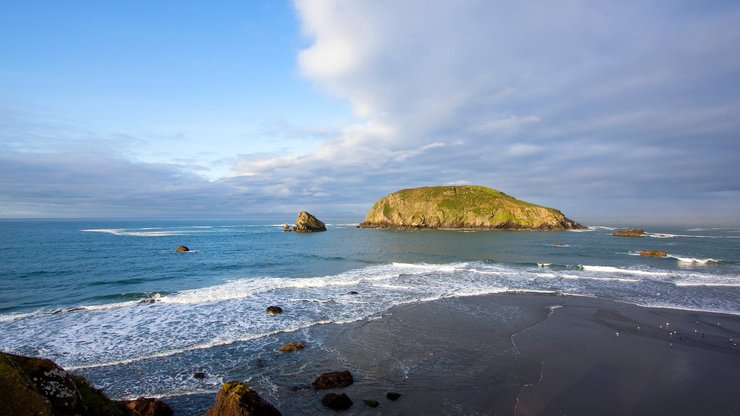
[1,1,739,225]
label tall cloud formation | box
[228,0,740,223]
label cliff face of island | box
[358,186,583,230]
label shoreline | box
[155,292,740,415]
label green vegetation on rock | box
[359,185,583,230]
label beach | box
[161,293,740,415]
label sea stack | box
[294,211,327,232]
[358,185,583,230]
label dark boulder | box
[194,372,206,379]
[294,211,327,232]
[124,397,173,416]
[266,306,283,314]
[312,370,354,389]
[363,399,380,407]
[321,393,353,411]
[386,392,402,401]
[206,381,282,416]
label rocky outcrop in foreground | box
[284,212,327,232]
[359,186,583,230]
[0,351,171,416]
[206,382,282,416]
[612,229,645,237]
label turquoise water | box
[1,219,739,403]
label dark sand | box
[167,294,740,415]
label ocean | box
[1,219,739,412]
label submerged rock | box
[194,372,207,379]
[294,211,327,232]
[279,342,305,352]
[321,393,353,410]
[386,392,402,401]
[176,245,190,252]
[640,250,667,257]
[206,381,282,416]
[266,306,283,314]
[363,399,380,407]
[312,370,354,389]
[359,185,583,230]
[612,229,645,237]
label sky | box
[1,1,739,225]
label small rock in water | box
[322,393,353,410]
[363,400,380,408]
[176,245,190,252]
[386,392,402,401]
[347,291,359,295]
[279,342,305,352]
[312,370,354,389]
[193,372,206,379]
[266,306,283,314]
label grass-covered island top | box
[359,185,583,230]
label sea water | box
[1,219,739,404]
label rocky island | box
[358,185,583,230]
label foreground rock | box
[0,351,170,416]
[312,370,354,389]
[206,381,282,416]
[640,250,667,257]
[176,245,190,252]
[293,211,327,232]
[358,186,583,230]
[612,229,645,237]
[321,393,353,410]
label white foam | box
[668,255,720,264]
[537,263,552,267]
[588,226,617,230]
[579,265,669,276]
[568,229,593,232]
[674,282,740,287]
[2,260,737,371]
[562,275,640,283]
[81,229,183,237]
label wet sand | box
[166,294,740,415]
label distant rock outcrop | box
[612,229,645,237]
[206,381,282,416]
[176,245,190,252]
[294,211,327,232]
[0,351,170,416]
[640,250,667,257]
[358,186,583,230]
